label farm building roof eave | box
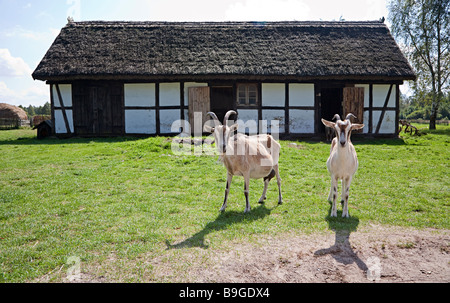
[32,20,417,82]
[35,73,416,83]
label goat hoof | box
[278,201,283,205]
[258,200,265,204]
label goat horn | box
[223,110,238,126]
[346,113,357,121]
[332,114,341,121]
[207,112,221,126]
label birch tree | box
[389,0,449,129]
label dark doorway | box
[210,86,234,123]
[320,87,343,133]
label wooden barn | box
[32,20,416,138]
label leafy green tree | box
[389,0,450,129]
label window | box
[237,84,258,106]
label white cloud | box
[225,0,311,21]
[0,80,49,107]
[0,49,32,77]
[1,26,60,42]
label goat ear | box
[351,123,364,130]
[321,119,335,128]
[204,119,217,133]
[203,125,215,133]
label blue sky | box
[0,0,390,107]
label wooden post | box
[369,84,373,134]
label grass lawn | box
[0,124,448,282]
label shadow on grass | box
[0,134,149,146]
[314,202,368,273]
[165,204,274,250]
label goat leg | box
[258,179,269,204]
[244,174,251,213]
[331,177,338,217]
[342,176,352,218]
[275,165,283,205]
[220,173,233,212]
[328,179,334,202]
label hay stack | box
[0,103,29,129]
[0,103,28,120]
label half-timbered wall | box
[288,84,315,134]
[357,84,398,135]
[124,83,156,134]
[50,80,399,138]
[261,83,285,134]
[51,84,74,134]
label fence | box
[408,119,449,125]
[0,118,31,130]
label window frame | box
[237,83,259,107]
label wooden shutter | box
[188,87,210,134]
[343,87,364,133]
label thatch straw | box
[32,21,416,81]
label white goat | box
[321,113,364,218]
[204,110,282,213]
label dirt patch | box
[45,225,449,283]
[153,225,449,283]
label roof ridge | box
[67,20,386,28]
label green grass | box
[0,125,448,282]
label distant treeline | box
[19,102,51,117]
[400,92,450,121]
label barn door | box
[343,87,364,133]
[188,87,210,134]
[73,81,123,135]
[90,84,124,135]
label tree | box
[388,0,450,129]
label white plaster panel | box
[184,82,208,106]
[54,109,74,134]
[355,84,370,107]
[373,85,396,107]
[262,110,285,134]
[160,109,181,134]
[52,84,72,107]
[289,110,314,134]
[262,83,285,107]
[160,83,181,107]
[289,84,314,107]
[125,110,156,134]
[363,110,370,134]
[236,109,258,134]
[372,110,396,134]
[124,84,155,107]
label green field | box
[0,124,449,282]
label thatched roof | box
[0,103,28,120]
[32,21,416,82]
